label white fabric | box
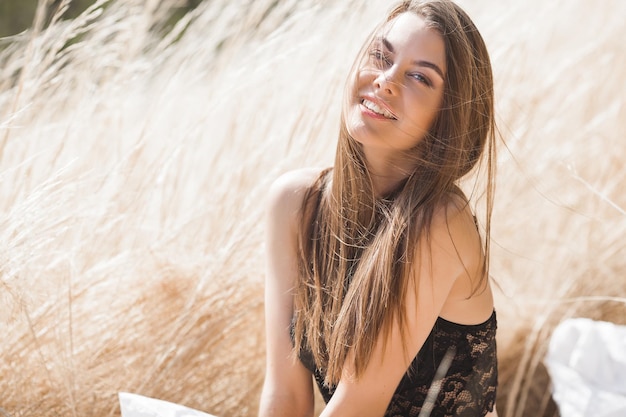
[544,318,626,417]
[119,392,217,417]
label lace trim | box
[300,312,498,417]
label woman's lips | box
[360,97,397,120]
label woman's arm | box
[320,200,487,417]
[258,169,321,417]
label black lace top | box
[298,311,498,417]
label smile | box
[361,99,396,120]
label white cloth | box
[119,393,217,417]
[544,318,626,417]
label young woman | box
[260,1,498,416]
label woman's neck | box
[362,147,415,197]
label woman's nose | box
[374,67,399,96]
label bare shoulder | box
[431,193,493,320]
[433,191,479,238]
[267,167,327,221]
[269,167,325,198]
[428,192,483,274]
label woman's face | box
[347,12,446,156]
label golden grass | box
[0,0,624,416]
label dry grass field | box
[0,0,624,416]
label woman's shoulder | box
[431,189,475,229]
[268,167,327,203]
[427,190,483,269]
[266,167,328,222]
[269,167,327,195]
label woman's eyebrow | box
[412,59,445,80]
[374,37,394,52]
[376,36,445,80]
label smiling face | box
[346,12,446,158]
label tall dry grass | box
[0,0,624,416]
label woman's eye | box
[369,50,390,66]
[370,50,382,59]
[411,73,431,87]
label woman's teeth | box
[362,99,395,119]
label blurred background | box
[0,0,624,416]
[0,0,202,38]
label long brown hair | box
[293,0,496,385]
